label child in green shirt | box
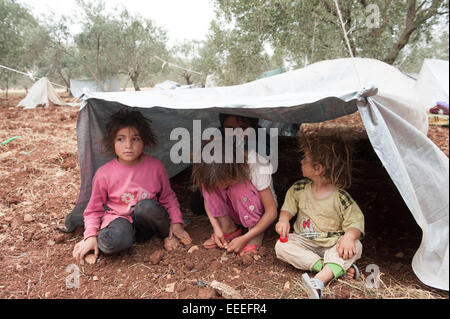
[275,127,364,299]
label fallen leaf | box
[188,245,199,253]
[165,282,176,293]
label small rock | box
[198,287,217,299]
[241,254,253,266]
[84,254,97,265]
[395,252,404,258]
[185,261,194,271]
[283,281,291,291]
[165,282,176,293]
[149,249,164,265]
[54,234,65,244]
[187,245,199,254]
[23,214,34,222]
[15,264,23,273]
[220,252,229,263]
[33,232,44,241]
[4,216,13,222]
[208,260,221,273]
[45,292,51,298]
[210,280,243,299]
[180,237,192,246]
[253,254,261,261]
[177,282,187,292]
[47,240,55,246]
[93,276,99,281]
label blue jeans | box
[97,199,170,255]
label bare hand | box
[170,223,192,246]
[213,227,228,249]
[275,220,290,238]
[336,235,356,260]
[226,236,248,254]
[72,236,98,264]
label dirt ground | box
[0,93,448,299]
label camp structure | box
[415,59,449,112]
[16,77,75,109]
[70,77,121,98]
[65,58,449,291]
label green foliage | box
[0,0,38,90]
[212,0,449,77]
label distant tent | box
[16,77,75,109]
[257,68,285,80]
[70,77,121,98]
[415,59,449,112]
[154,80,181,90]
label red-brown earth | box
[0,93,448,299]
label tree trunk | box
[131,72,141,91]
[383,26,417,64]
[383,0,444,65]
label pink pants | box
[202,182,264,229]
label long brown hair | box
[298,125,354,189]
[192,138,250,192]
[103,108,157,154]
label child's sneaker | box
[301,273,324,299]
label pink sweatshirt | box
[83,155,184,239]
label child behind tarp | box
[275,126,364,299]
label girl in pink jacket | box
[73,109,191,263]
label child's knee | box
[275,239,289,258]
[134,199,169,223]
[98,224,134,255]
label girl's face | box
[114,126,144,166]
[301,151,321,179]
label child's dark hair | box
[192,138,250,192]
[103,108,157,154]
[298,125,355,189]
[219,113,259,129]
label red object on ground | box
[280,236,288,243]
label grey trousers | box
[97,199,170,255]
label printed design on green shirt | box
[338,189,354,211]
[300,217,315,233]
[293,179,310,192]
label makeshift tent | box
[415,59,449,112]
[65,58,449,291]
[16,77,75,109]
[154,80,181,90]
[70,77,121,98]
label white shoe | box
[301,273,324,299]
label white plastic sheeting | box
[70,77,121,98]
[67,58,448,290]
[16,77,73,109]
[415,59,449,112]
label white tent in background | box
[415,59,449,112]
[154,80,182,90]
[16,77,75,109]
[65,58,448,291]
[70,77,121,98]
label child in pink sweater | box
[73,109,191,263]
